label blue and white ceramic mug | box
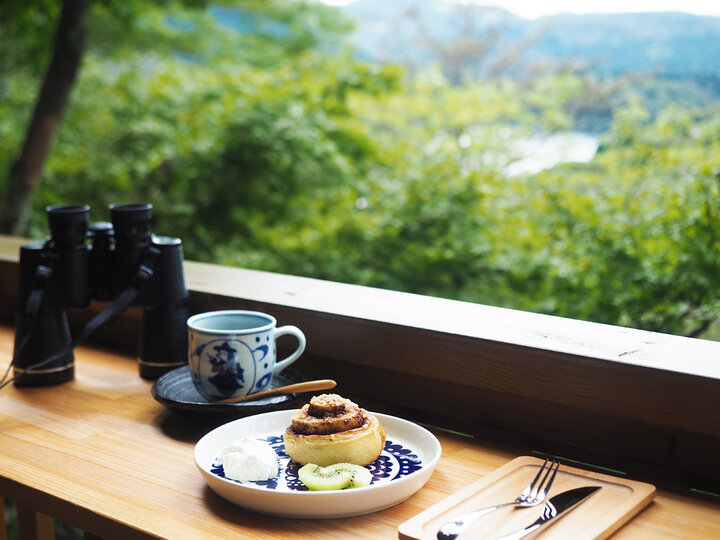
[187,310,306,401]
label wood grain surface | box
[0,326,718,539]
[2,234,719,492]
[399,456,656,540]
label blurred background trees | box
[2,0,719,339]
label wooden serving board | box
[398,455,656,540]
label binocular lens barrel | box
[46,205,90,247]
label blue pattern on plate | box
[210,435,423,491]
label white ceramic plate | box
[194,409,442,518]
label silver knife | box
[493,486,601,540]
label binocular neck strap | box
[71,246,160,347]
[1,247,160,389]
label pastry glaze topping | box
[283,393,386,466]
[290,394,367,435]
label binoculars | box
[12,203,189,386]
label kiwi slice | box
[346,465,372,488]
[298,463,352,491]
[298,463,372,491]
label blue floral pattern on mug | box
[192,338,271,399]
[210,435,423,491]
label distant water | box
[506,132,599,176]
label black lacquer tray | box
[151,365,304,418]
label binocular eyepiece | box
[13,203,189,386]
[47,204,90,247]
[47,202,152,246]
[109,202,153,245]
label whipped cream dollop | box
[221,438,279,482]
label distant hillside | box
[526,12,720,76]
[341,0,720,78]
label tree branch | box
[0,0,89,235]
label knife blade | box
[493,486,601,540]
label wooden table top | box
[0,326,718,539]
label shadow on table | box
[153,409,234,443]
[200,485,297,526]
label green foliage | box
[0,0,60,76]
[465,98,720,336]
[2,1,719,338]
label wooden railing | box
[1,234,719,496]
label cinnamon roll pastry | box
[283,394,386,466]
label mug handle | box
[273,325,307,374]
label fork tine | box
[531,459,560,502]
[529,460,553,498]
[520,458,549,498]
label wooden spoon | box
[214,379,337,404]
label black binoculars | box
[12,203,189,386]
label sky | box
[321,0,720,20]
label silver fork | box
[436,458,560,540]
